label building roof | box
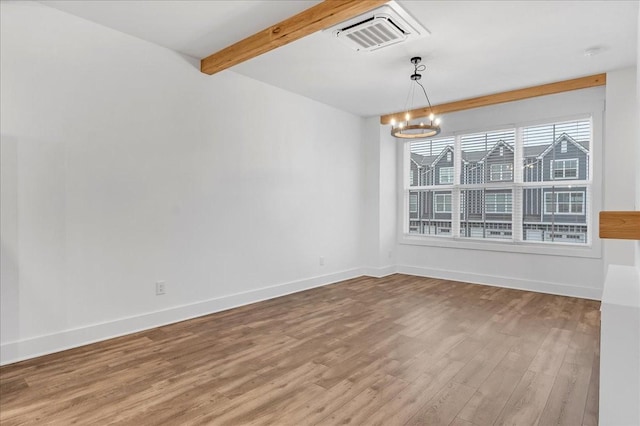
[537,133,589,158]
[410,134,589,168]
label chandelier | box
[391,57,441,139]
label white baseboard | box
[361,265,397,278]
[0,268,363,366]
[397,264,603,300]
[1,265,603,365]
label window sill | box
[399,234,601,259]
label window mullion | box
[513,126,523,242]
[453,134,462,237]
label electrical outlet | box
[319,256,325,266]
[155,281,166,296]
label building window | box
[439,167,453,184]
[544,191,585,214]
[490,163,513,181]
[409,194,418,213]
[551,159,578,179]
[434,193,452,213]
[406,118,592,246]
[485,192,512,213]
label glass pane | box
[460,189,513,240]
[523,119,590,182]
[408,190,452,236]
[522,186,589,244]
[409,137,455,186]
[461,129,515,184]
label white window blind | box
[409,137,455,187]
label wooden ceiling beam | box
[380,73,607,125]
[600,211,640,240]
[201,0,388,75]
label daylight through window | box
[407,118,591,245]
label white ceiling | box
[42,0,638,118]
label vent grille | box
[323,1,429,53]
[342,16,407,50]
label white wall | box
[637,7,640,270]
[603,68,638,268]
[598,15,640,423]
[362,117,383,273]
[0,1,367,364]
[635,9,640,422]
[361,117,397,275]
[392,81,637,300]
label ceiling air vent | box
[324,1,429,52]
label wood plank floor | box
[0,274,601,425]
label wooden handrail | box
[599,211,640,240]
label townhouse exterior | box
[408,133,589,243]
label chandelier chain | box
[391,56,441,139]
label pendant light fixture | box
[391,57,441,139]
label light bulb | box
[390,119,396,127]
[429,113,435,121]
[405,113,411,121]
[435,117,441,125]
[419,122,424,126]
[399,122,404,129]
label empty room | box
[1,1,639,425]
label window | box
[551,159,578,179]
[485,192,512,213]
[406,118,592,246]
[439,167,453,184]
[409,138,455,186]
[490,163,513,181]
[409,194,418,213]
[544,191,584,214]
[434,193,452,213]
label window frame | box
[485,192,513,213]
[434,193,452,213]
[544,191,585,215]
[409,193,418,213]
[489,163,513,182]
[439,167,454,184]
[551,158,579,180]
